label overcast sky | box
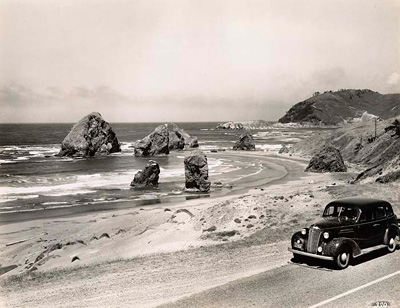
[1,0,399,123]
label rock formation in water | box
[57,112,120,157]
[167,123,199,149]
[167,123,186,150]
[279,89,400,126]
[233,131,256,150]
[216,122,244,130]
[130,160,160,187]
[135,124,198,155]
[134,124,169,156]
[305,145,347,173]
[184,150,211,192]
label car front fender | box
[323,237,361,257]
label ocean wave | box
[256,144,282,151]
[0,159,16,165]
[42,201,70,206]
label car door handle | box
[373,223,380,227]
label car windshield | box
[323,205,360,222]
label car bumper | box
[288,248,334,261]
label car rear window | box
[386,205,394,216]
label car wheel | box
[292,254,305,263]
[387,234,397,253]
[335,247,351,270]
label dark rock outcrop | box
[279,144,290,154]
[184,150,211,192]
[130,160,160,187]
[58,112,120,157]
[279,89,400,126]
[233,131,256,150]
[134,124,169,156]
[167,123,199,149]
[305,145,347,173]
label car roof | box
[326,197,392,209]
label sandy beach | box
[2,150,398,307]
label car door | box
[357,208,375,248]
[370,205,388,246]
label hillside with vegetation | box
[279,89,400,126]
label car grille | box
[307,227,322,253]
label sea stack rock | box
[134,124,169,156]
[184,150,211,192]
[233,131,256,150]
[130,160,160,187]
[167,123,199,149]
[305,145,347,172]
[58,112,120,157]
[168,123,186,150]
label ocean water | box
[0,122,318,221]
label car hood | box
[311,217,355,230]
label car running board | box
[354,244,387,258]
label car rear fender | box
[325,237,361,258]
[384,224,400,244]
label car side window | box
[360,209,374,222]
[386,205,394,216]
[374,206,386,220]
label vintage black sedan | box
[288,198,399,269]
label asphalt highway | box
[160,247,400,308]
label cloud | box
[386,73,400,86]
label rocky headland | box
[279,89,400,126]
[57,112,120,157]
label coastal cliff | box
[293,117,400,182]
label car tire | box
[335,247,351,270]
[292,254,305,263]
[387,234,397,253]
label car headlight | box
[323,232,329,240]
[301,228,307,235]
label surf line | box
[308,270,400,308]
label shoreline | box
[0,151,292,224]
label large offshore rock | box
[167,123,199,149]
[168,123,185,150]
[57,112,120,157]
[216,122,244,130]
[305,145,347,173]
[233,131,256,150]
[184,150,211,192]
[134,124,169,156]
[130,160,160,187]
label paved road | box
[160,248,400,308]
